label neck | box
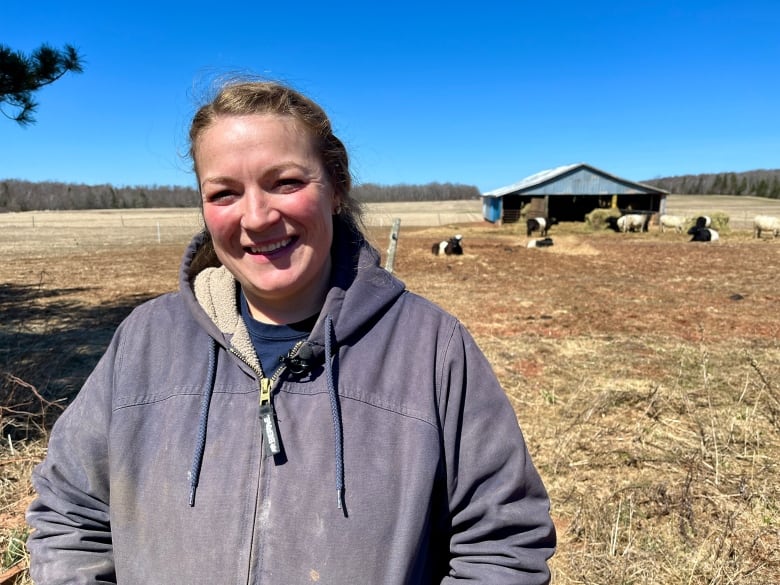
[242,267,331,325]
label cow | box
[753,215,780,239]
[527,237,554,248]
[526,217,557,237]
[616,213,649,233]
[694,215,712,229]
[658,214,688,233]
[431,234,463,255]
[689,227,719,242]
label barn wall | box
[482,197,503,223]
[528,167,656,195]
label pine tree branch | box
[0,42,84,125]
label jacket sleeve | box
[26,331,121,584]
[438,322,556,584]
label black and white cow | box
[689,227,719,242]
[527,237,554,248]
[431,234,463,255]
[687,217,717,240]
[527,217,557,237]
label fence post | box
[384,218,401,273]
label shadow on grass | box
[0,282,156,440]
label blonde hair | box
[188,79,363,230]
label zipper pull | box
[259,378,281,457]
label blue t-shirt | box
[239,291,317,377]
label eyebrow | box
[200,176,237,191]
[200,162,314,191]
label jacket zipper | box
[231,340,305,457]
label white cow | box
[658,214,688,233]
[753,215,780,239]
[617,213,648,233]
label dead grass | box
[2,204,780,583]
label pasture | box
[1,196,779,583]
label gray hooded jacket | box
[27,220,556,584]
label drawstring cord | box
[187,322,345,512]
[188,336,217,506]
[324,314,346,512]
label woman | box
[27,80,556,584]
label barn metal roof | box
[482,162,669,198]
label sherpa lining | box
[193,266,258,370]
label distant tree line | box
[0,179,480,212]
[643,169,780,198]
[0,180,199,212]
[351,182,480,203]
[5,170,779,212]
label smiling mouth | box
[246,237,295,254]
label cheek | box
[288,195,335,230]
[202,206,233,238]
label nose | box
[240,190,281,231]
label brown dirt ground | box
[2,205,780,583]
[387,223,780,342]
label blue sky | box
[2,1,779,193]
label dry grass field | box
[1,196,779,583]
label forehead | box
[202,113,312,144]
[194,114,322,171]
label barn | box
[481,163,669,224]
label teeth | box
[248,238,292,254]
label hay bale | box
[709,211,730,233]
[585,208,621,230]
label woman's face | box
[197,114,338,324]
